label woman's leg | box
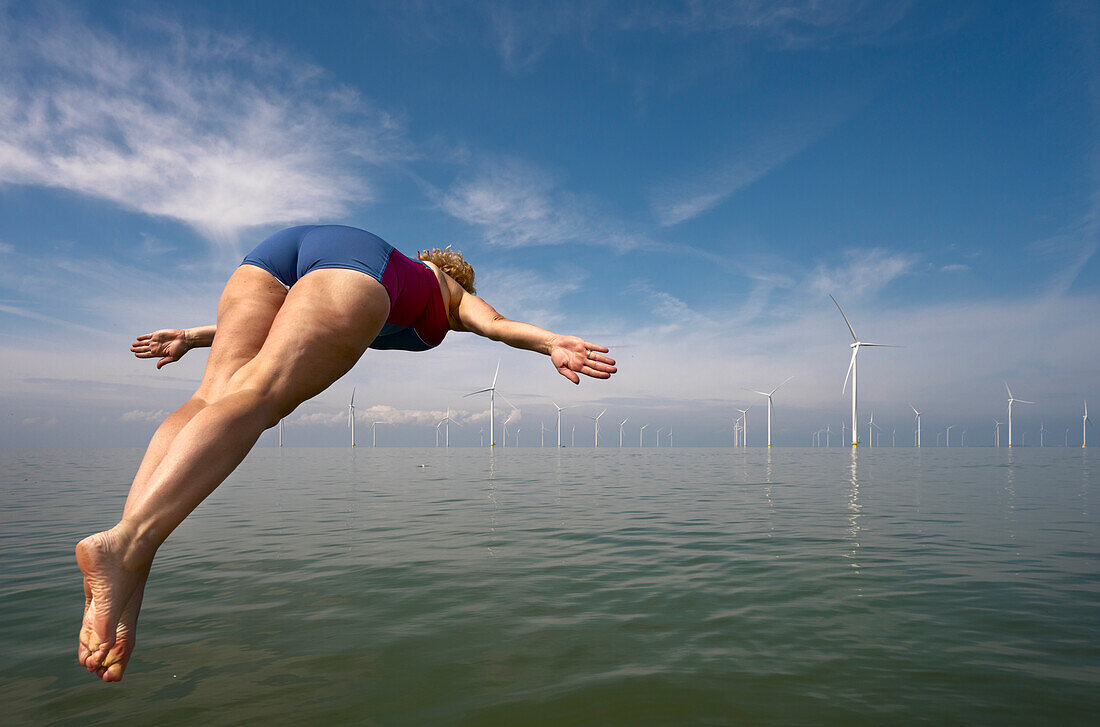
[77,268,390,681]
[76,266,286,676]
[124,266,288,510]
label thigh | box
[226,268,391,413]
[195,265,289,400]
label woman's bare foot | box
[75,528,154,682]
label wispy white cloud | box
[618,0,915,49]
[22,417,58,427]
[0,5,407,249]
[808,248,920,299]
[476,1,916,73]
[120,409,169,423]
[940,263,971,273]
[439,157,651,250]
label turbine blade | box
[464,387,491,397]
[491,359,501,388]
[859,343,903,348]
[350,387,356,406]
[1017,399,1035,405]
[843,349,857,393]
[829,294,858,342]
[770,375,794,395]
[1004,380,1013,398]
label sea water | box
[1,447,1097,726]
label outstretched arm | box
[131,325,215,369]
[451,289,616,385]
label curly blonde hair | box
[418,245,476,294]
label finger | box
[155,355,177,370]
[133,351,154,358]
[583,342,610,353]
[135,333,152,342]
[558,366,580,384]
[587,353,615,366]
[580,367,613,379]
[582,360,617,374]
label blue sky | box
[1,0,1097,447]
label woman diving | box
[76,224,616,681]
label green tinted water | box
[1,447,1097,725]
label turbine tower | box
[748,376,793,448]
[640,424,648,447]
[348,387,356,448]
[737,408,750,447]
[279,419,284,447]
[464,361,501,447]
[619,417,629,447]
[371,421,383,447]
[993,419,1002,448]
[1004,381,1034,448]
[656,426,664,448]
[945,424,955,448]
[831,295,898,447]
[1084,401,1091,448]
[552,401,567,448]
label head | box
[418,245,476,294]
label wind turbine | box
[479,426,485,447]
[911,405,922,448]
[552,401,567,448]
[1084,401,1091,448]
[371,421,384,447]
[540,421,549,447]
[737,408,750,447]
[826,424,831,448]
[502,409,517,447]
[993,419,1002,448]
[348,387,356,448]
[441,407,462,447]
[465,361,501,447]
[867,411,880,449]
[1039,422,1045,448]
[435,419,443,447]
[571,424,575,448]
[619,417,629,447]
[831,295,898,447]
[748,376,794,448]
[640,424,648,447]
[1004,382,1034,448]
[668,425,674,448]
[656,426,664,448]
[587,409,607,447]
[892,428,896,447]
[945,425,955,448]
[279,419,284,447]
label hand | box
[548,335,616,385]
[131,329,191,369]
